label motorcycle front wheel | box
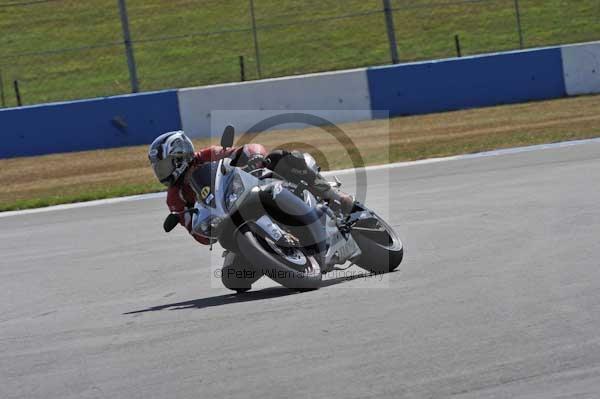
[221,252,263,293]
[235,228,322,291]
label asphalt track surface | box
[2,141,600,398]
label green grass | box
[0,182,163,212]
[0,0,598,106]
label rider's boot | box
[323,188,355,216]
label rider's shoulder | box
[196,145,226,162]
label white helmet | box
[148,131,195,186]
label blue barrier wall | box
[3,44,590,159]
[367,48,566,116]
[0,90,181,158]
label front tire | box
[235,229,322,290]
[221,252,263,293]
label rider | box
[148,130,354,245]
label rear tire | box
[235,229,322,290]
[351,213,403,274]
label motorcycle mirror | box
[221,125,235,149]
[163,213,180,233]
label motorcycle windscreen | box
[190,161,219,208]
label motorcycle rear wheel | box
[351,213,403,274]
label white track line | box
[2,137,600,218]
[326,137,600,176]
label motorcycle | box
[163,126,403,292]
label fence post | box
[454,34,462,57]
[14,80,22,106]
[382,0,400,64]
[118,0,140,93]
[0,70,5,108]
[239,56,246,82]
[513,0,524,49]
[249,0,263,79]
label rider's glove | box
[245,154,267,171]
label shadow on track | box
[123,271,380,315]
[320,270,379,287]
[123,287,296,314]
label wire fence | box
[0,0,598,108]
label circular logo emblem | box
[200,186,211,200]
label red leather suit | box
[166,144,267,244]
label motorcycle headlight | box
[192,208,224,239]
[225,173,245,210]
[198,215,224,239]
